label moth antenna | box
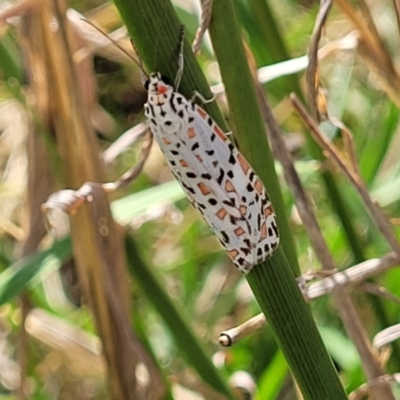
[80,19,149,79]
[174,25,185,90]
[130,38,148,85]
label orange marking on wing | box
[225,180,236,193]
[237,154,250,174]
[254,179,264,195]
[162,137,171,145]
[179,159,188,167]
[227,249,239,260]
[264,206,273,217]
[188,127,196,139]
[239,205,247,215]
[197,107,207,119]
[234,227,245,236]
[213,125,227,141]
[216,208,228,220]
[197,182,211,195]
[260,222,267,240]
[196,154,203,162]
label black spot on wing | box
[229,215,237,224]
[221,230,230,244]
[169,94,177,113]
[236,258,245,267]
[182,182,195,194]
[191,142,200,151]
[241,247,251,256]
[217,168,225,185]
[146,104,155,118]
[223,199,235,207]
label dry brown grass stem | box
[220,252,400,344]
[192,0,214,55]
[336,0,400,109]
[349,374,400,400]
[393,0,400,35]
[291,94,400,257]
[306,0,332,122]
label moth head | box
[145,72,173,96]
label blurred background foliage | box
[0,0,400,398]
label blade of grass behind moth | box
[208,0,348,398]
[245,0,304,98]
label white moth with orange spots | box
[143,32,279,273]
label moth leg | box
[191,91,215,104]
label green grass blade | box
[111,180,184,224]
[125,234,234,399]
[0,237,71,305]
[248,252,347,399]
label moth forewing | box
[145,73,279,273]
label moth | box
[87,22,280,273]
[142,29,279,273]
